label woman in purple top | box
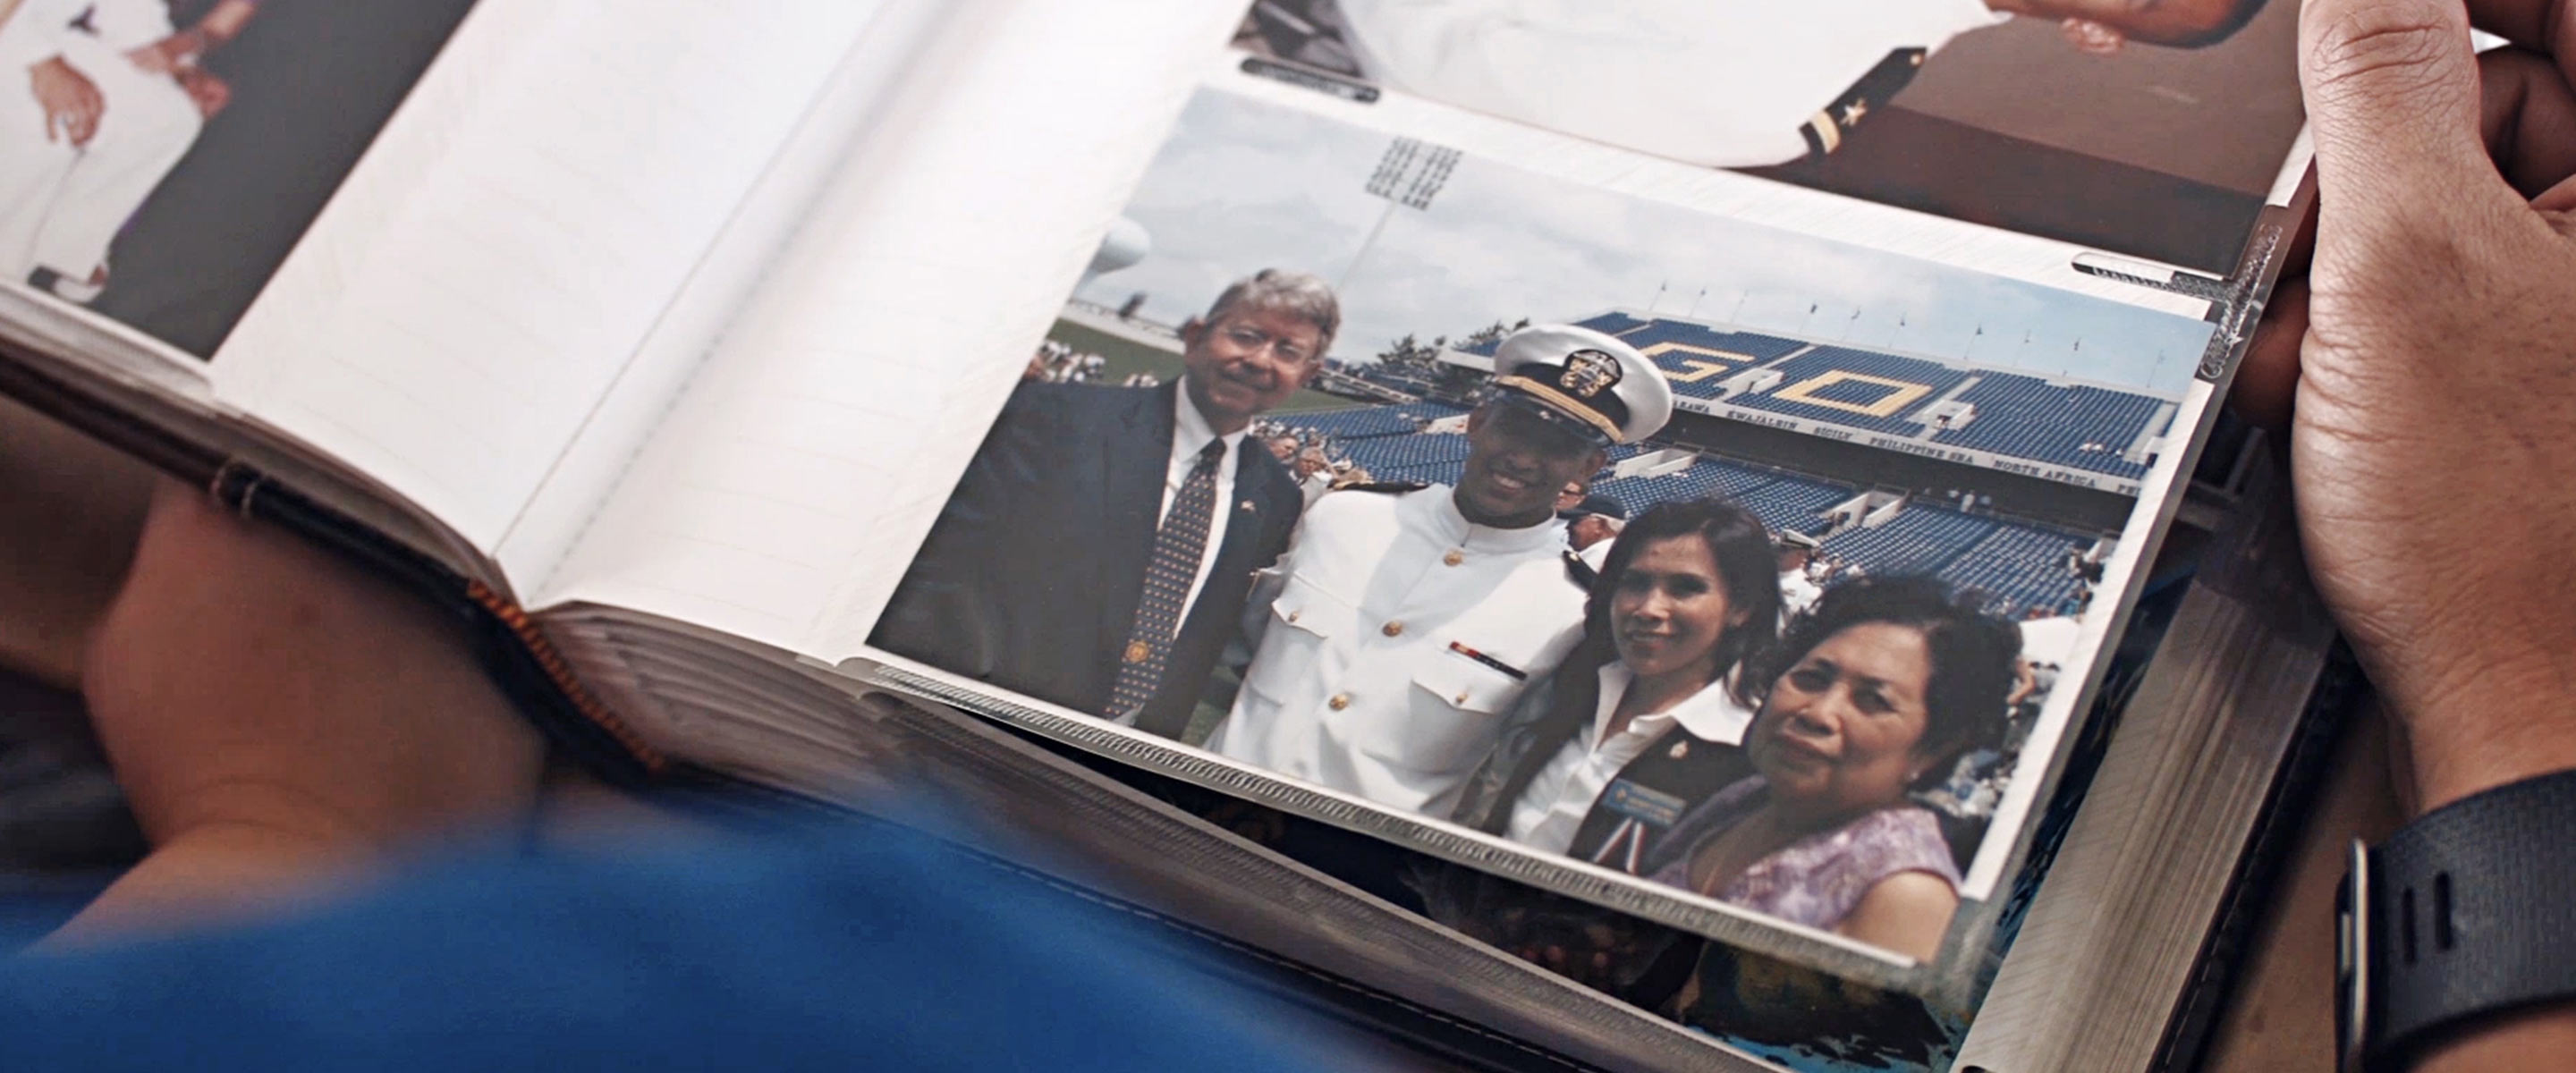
[1643,576,2017,960]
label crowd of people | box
[889,268,2059,963]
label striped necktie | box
[1105,437,1226,720]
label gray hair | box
[1203,269,1341,356]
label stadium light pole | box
[1342,137,1460,294]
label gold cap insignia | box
[1558,348,1622,399]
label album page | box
[815,0,2309,992]
[0,0,943,565]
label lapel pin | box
[1669,740,1690,760]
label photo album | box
[0,1,2332,1070]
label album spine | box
[205,463,666,788]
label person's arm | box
[1833,871,1955,963]
[123,0,258,74]
[2238,0,2576,1066]
[52,482,545,944]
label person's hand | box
[28,55,103,148]
[174,66,229,119]
[2236,0,2576,817]
[123,30,200,75]
[57,482,546,942]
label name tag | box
[1601,778,1688,828]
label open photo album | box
[0,0,2328,1069]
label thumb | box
[2300,0,2506,240]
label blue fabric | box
[0,820,1354,1071]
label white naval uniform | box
[0,0,201,287]
[1334,0,2011,169]
[1208,486,1588,816]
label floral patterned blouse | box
[1645,776,1960,931]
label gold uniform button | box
[1453,692,1470,705]
[1285,611,1301,623]
[1123,641,1151,663]
[1382,621,1404,638]
[1442,550,1464,567]
[1327,694,1352,711]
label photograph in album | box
[869,87,2216,963]
[1230,0,2304,271]
[0,0,479,357]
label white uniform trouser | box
[0,11,199,289]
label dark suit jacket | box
[872,380,1302,739]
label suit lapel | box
[1207,446,1294,588]
[1094,384,1176,646]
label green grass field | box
[1046,319,1358,414]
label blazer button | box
[1327,694,1352,711]
[1453,691,1470,705]
[1381,621,1404,638]
[1443,550,1464,567]
[1286,611,1301,623]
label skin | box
[1453,403,1608,529]
[2228,0,2576,1065]
[29,55,101,147]
[1174,305,1326,435]
[1687,623,1957,960]
[51,483,545,945]
[1987,0,2250,54]
[1608,534,1746,725]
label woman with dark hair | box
[1449,498,1781,872]
[1642,575,2018,960]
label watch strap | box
[2353,768,2576,1071]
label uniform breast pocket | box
[1240,574,1349,705]
[1351,654,1525,774]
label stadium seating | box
[1936,524,2090,616]
[1338,434,1471,477]
[1272,401,1463,441]
[1734,477,1849,536]
[1821,509,1996,576]
[1575,311,1648,336]
[1928,374,2165,477]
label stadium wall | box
[1673,396,2148,495]
[1665,411,2136,534]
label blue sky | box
[1075,89,2216,397]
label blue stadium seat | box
[1928,374,2164,478]
[1821,508,1996,577]
[1935,523,2092,616]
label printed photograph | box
[1232,0,2305,273]
[0,0,479,357]
[871,89,2214,960]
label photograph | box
[0,0,478,357]
[1231,0,2305,273]
[870,88,2212,961]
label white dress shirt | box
[1208,486,1587,815]
[1504,663,1757,856]
[1162,378,1249,626]
[1335,0,2010,168]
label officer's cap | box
[1490,325,1674,446]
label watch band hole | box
[2401,887,2419,965]
[2434,872,2454,950]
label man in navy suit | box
[874,270,1336,739]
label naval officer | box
[1207,325,1674,816]
[1327,0,2273,171]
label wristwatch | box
[2336,768,2576,1072]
